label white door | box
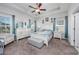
[75,13,79,48]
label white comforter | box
[31,30,53,46]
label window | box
[0,16,11,33]
[55,17,65,33]
[16,23,18,28]
[25,22,26,26]
[57,19,64,25]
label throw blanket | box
[31,30,53,46]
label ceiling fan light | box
[36,9,40,12]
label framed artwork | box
[21,22,23,28]
[51,18,54,23]
[45,17,49,22]
[42,20,44,24]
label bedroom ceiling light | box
[29,3,46,14]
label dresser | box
[0,34,14,45]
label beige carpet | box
[4,38,78,55]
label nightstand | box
[54,32,64,40]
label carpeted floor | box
[4,38,78,55]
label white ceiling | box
[0,3,71,18]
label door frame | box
[74,13,79,47]
[74,15,76,47]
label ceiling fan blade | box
[38,12,40,14]
[29,5,36,9]
[38,3,42,8]
[32,10,35,13]
[40,9,46,11]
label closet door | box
[75,13,79,48]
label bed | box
[30,30,53,46]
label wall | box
[36,12,67,32]
[0,12,35,39]
[39,12,68,20]
[68,3,79,46]
[15,14,30,29]
[37,18,54,31]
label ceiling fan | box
[29,3,46,14]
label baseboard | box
[54,37,68,40]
